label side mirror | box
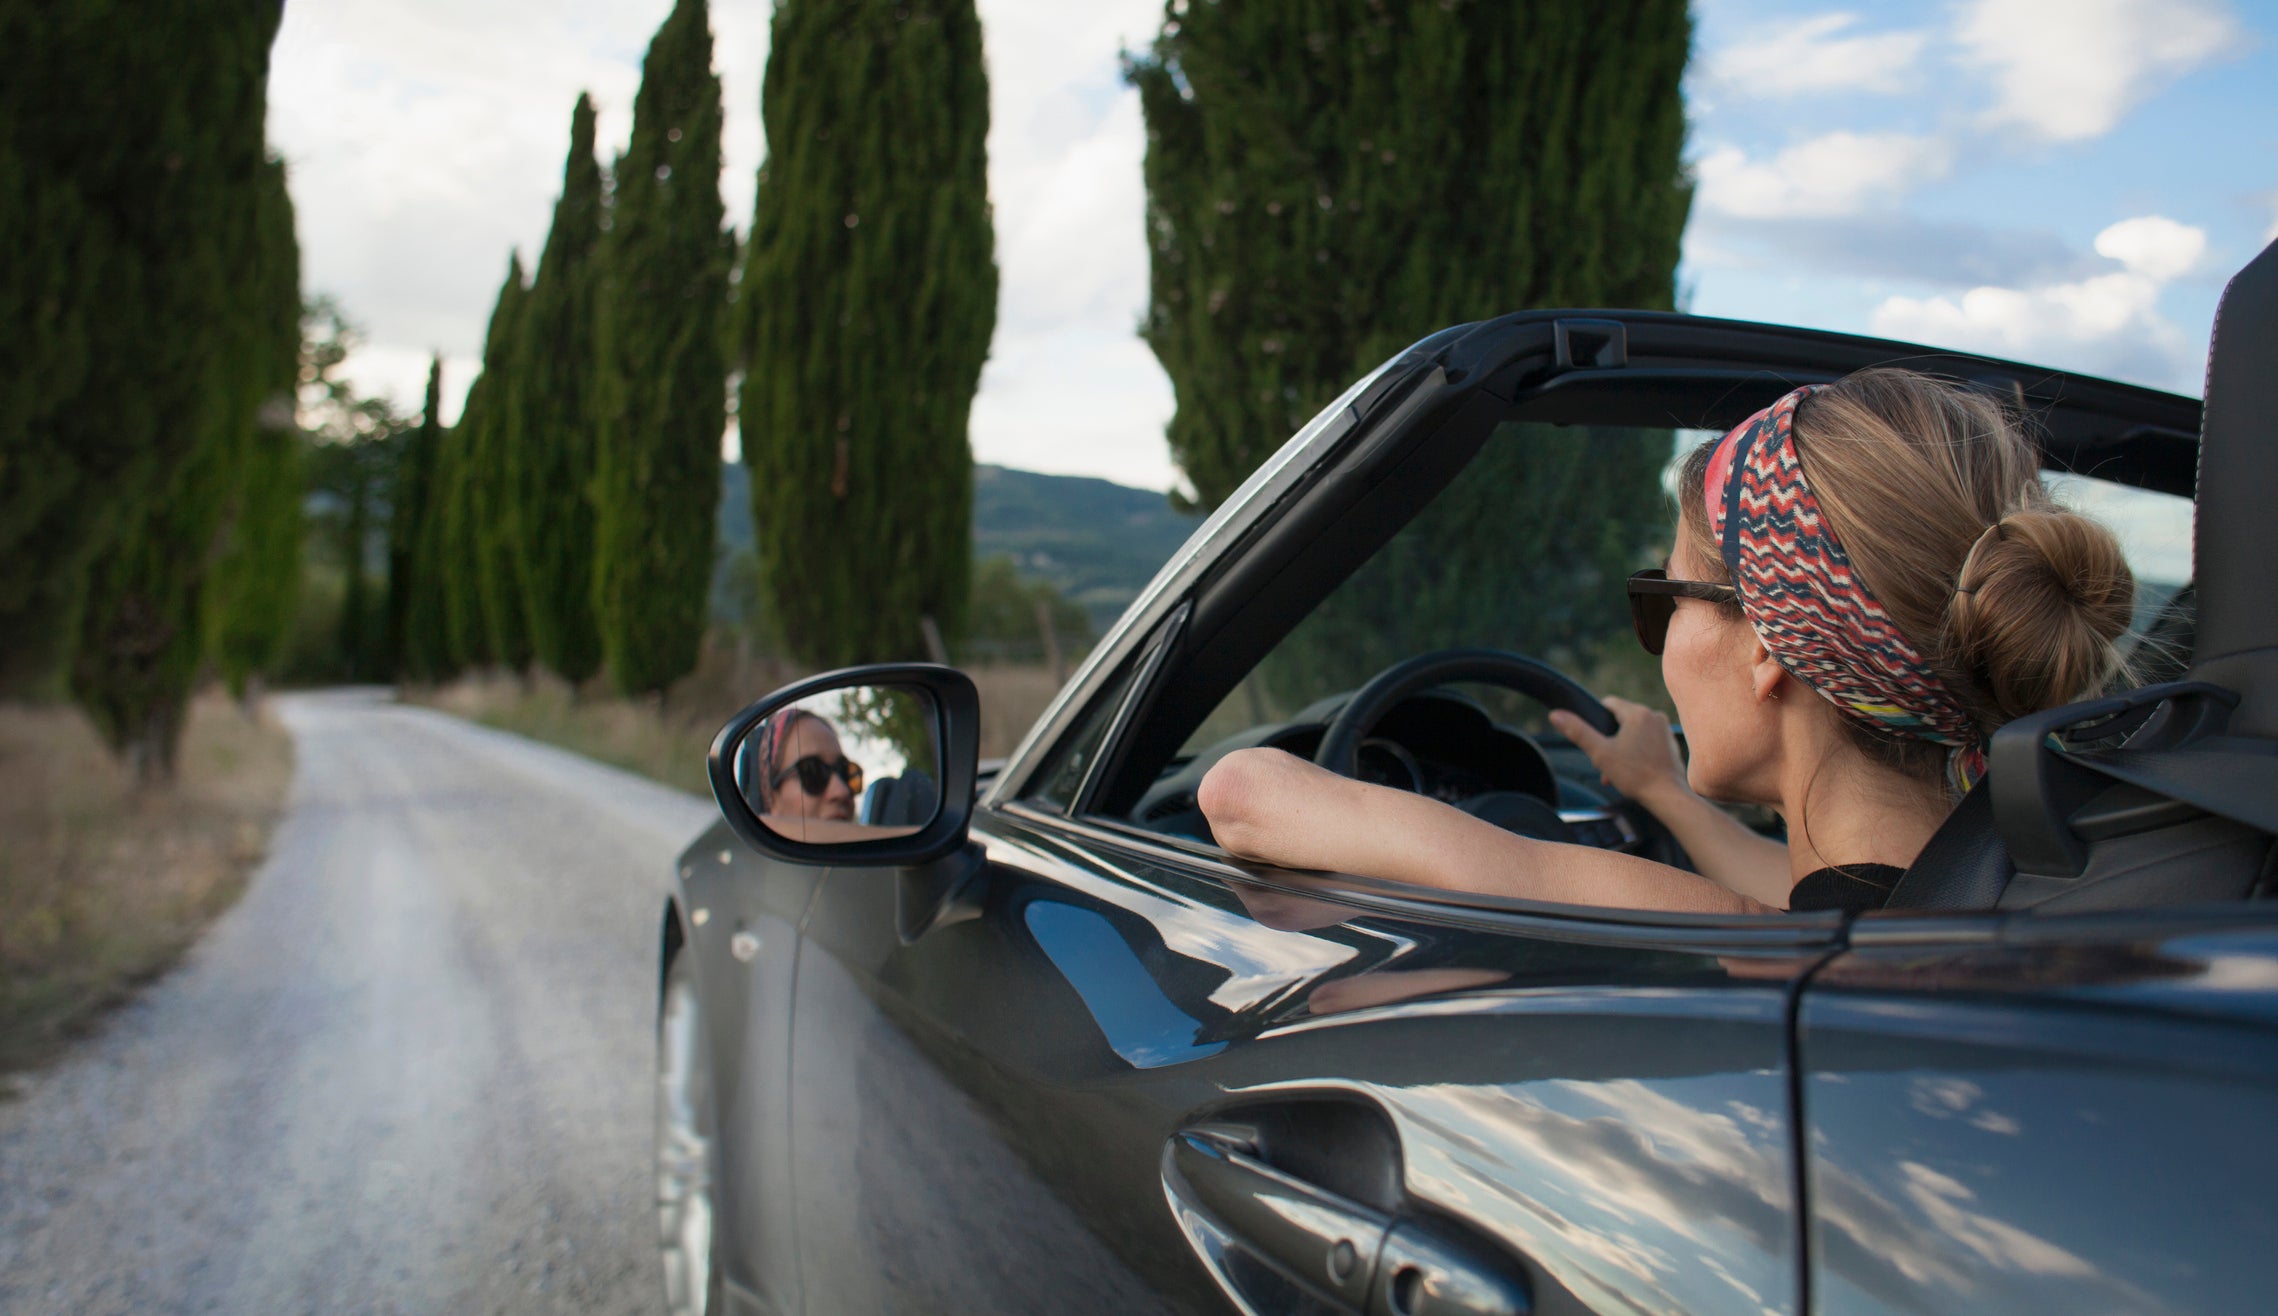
[707,663,981,867]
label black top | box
[1789,863,1905,914]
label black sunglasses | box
[772,753,863,797]
[1626,569,1739,655]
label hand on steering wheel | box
[1548,697,1689,807]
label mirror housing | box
[707,663,981,867]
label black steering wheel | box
[1314,647,1676,858]
[1315,648,1615,774]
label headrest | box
[2189,237,2278,736]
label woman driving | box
[1198,368,2138,914]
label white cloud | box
[272,0,1181,489]
[1869,216,2207,391]
[968,0,1177,489]
[1695,131,1951,219]
[269,0,770,421]
[2092,215,2205,280]
[1955,0,2239,142]
[969,328,1175,489]
[1705,13,1929,98]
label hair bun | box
[1947,508,2135,721]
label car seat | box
[863,770,941,827]
[1889,236,2278,912]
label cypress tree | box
[1,0,288,713]
[593,0,729,697]
[70,453,223,778]
[0,135,102,690]
[75,145,292,775]
[463,254,534,672]
[205,156,306,700]
[511,94,608,686]
[439,423,490,671]
[340,440,377,679]
[388,358,451,682]
[742,0,997,668]
[338,421,403,683]
[299,301,400,682]
[1125,0,1692,697]
[1126,0,1692,507]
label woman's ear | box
[1749,641,1787,705]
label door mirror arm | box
[897,842,988,944]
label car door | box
[782,610,1834,1316]
[789,793,1837,1315]
[674,817,823,1314]
[1796,907,2278,1315]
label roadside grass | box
[417,669,735,797]
[0,692,293,1081]
[411,643,1068,799]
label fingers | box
[1547,708,1609,752]
[1603,696,1673,738]
[1602,695,1652,727]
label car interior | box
[1019,272,2278,916]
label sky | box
[267,0,2278,496]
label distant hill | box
[715,462,1202,631]
[970,465,1203,627]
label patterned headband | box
[1704,385,1986,786]
[750,707,821,810]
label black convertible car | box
[657,239,2278,1316]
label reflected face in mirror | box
[741,684,942,845]
[767,712,857,821]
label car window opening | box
[1080,388,2206,921]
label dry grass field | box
[414,644,1071,799]
[419,670,736,797]
[0,693,293,1079]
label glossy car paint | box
[663,312,2248,1315]
[786,808,1837,1313]
[674,832,820,1312]
[1800,910,2278,1314]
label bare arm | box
[1548,698,1794,908]
[1199,748,1779,916]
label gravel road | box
[0,689,716,1315]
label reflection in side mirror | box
[728,683,942,845]
[709,663,981,867]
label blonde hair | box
[1678,367,2136,784]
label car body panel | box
[778,805,1831,1313]
[674,818,822,1315]
[1799,910,2278,1314]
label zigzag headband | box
[750,706,823,811]
[1704,386,1986,785]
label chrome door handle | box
[1371,1221,1532,1316]
[1166,1130,1529,1316]
[1170,1130,1389,1308]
